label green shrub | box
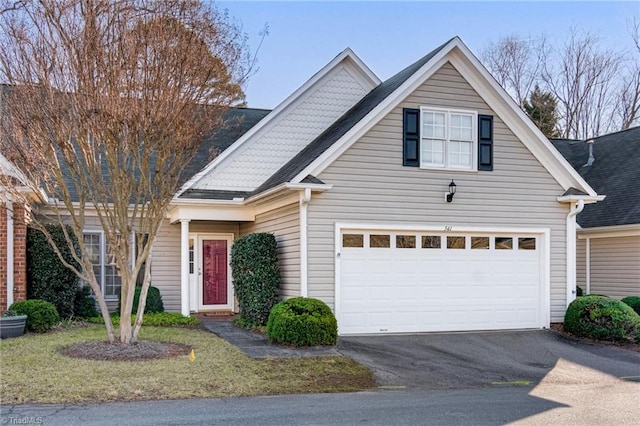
[231,233,280,327]
[87,312,197,327]
[9,299,60,333]
[117,285,164,314]
[564,295,640,342]
[266,297,337,347]
[74,286,98,318]
[26,225,80,319]
[621,296,640,315]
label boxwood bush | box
[117,285,164,314]
[266,297,337,347]
[621,296,640,315]
[564,295,640,342]
[9,299,60,333]
[26,225,80,319]
[231,233,280,327]
[74,286,98,318]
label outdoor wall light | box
[446,180,457,203]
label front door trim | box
[196,233,234,311]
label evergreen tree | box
[523,85,560,138]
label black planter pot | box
[0,315,28,338]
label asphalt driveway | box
[337,330,640,390]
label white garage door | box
[338,229,544,335]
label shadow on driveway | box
[337,330,640,390]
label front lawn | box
[0,325,375,404]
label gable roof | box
[260,37,597,198]
[174,37,598,203]
[551,127,640,228]
[254,39,453,194]
[176,48,380,197]
[178,107,270,188]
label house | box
[0,153,29,311]
[552,128,640,299]
[3,37,604,334]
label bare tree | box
[482,35,544,106]
[541,29,621,139]
[617,17,640,130]
[484,26,639,139]
[0,0,248,344]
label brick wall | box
[0,202,27,311]
[0,203,6,310]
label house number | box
[444,225,453,231]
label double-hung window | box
[83,231,122,299]
[421,107,477,170]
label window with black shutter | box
[403,108,420,167]
[478,114,493,171]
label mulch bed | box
[59,341,192,361]
[549,322,640,354]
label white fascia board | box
[284,182,333,192]
[168,204,254,223]
[446,43,597,197]
[556,194,605,204]
[577,223,640,238]
[293,48,455,181]
[174,48,380,199]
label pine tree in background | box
[523,85,560,138]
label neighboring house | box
[3,37,604,335]
[552,127,640,299]
[0,153,30,311]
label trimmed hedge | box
[9,299,60,333]
[87,312,198,327]
[564,295,640,342]
[621,296,640,315]
[266,297,337,347]
[26,225,80,319]
[117,285,164,315]
[231,233,280,327]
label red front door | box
[202,239,228,305]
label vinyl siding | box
[310,61,570,322]
[576,238,586,292]
[195,64,371,191]
[151,220,239,312]
[588,236,640,298]
[240,203,300,299]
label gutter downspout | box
[6,201,14,309]
[299,188,311,297]
[566,199,584,307]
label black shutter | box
[403,108,420,167]
[478,114,493,171]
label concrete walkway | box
[201,318,340,358]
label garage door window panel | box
[422,235,441,249]
[370,234,390,248]
[471,237,490,249]
[396,235,416,248]
[495,237,513,250]
[518,238,536,250]
[343,234,364,248]
[447,236,466,249]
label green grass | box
[0,325,375,404]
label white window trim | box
[83,230,134,300]
[420,106,478,171]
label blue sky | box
[217,1,639,109]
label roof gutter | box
[565,199,584,308]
